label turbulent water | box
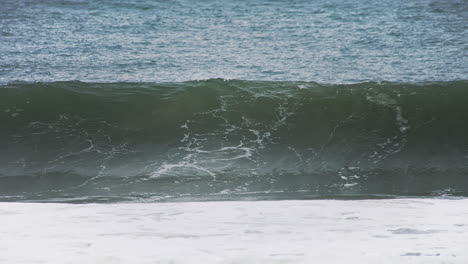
[1,80,467,202]
[0,0,467,202]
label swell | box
[1,79,467,202]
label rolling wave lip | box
[1,79,467,202]
[3,78,467,87]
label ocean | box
[1,0,468,263]
[1,0,467,202]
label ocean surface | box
[1,0,467,202]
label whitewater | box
[2,199,468,264]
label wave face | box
[1,80,468,202]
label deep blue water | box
[1,0,467,84]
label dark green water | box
[1,80,467,202]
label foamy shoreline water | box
[1,199,467,263]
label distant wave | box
[1,79,467,202]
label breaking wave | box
[1,79,467,202]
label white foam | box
[1,199,467,264]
